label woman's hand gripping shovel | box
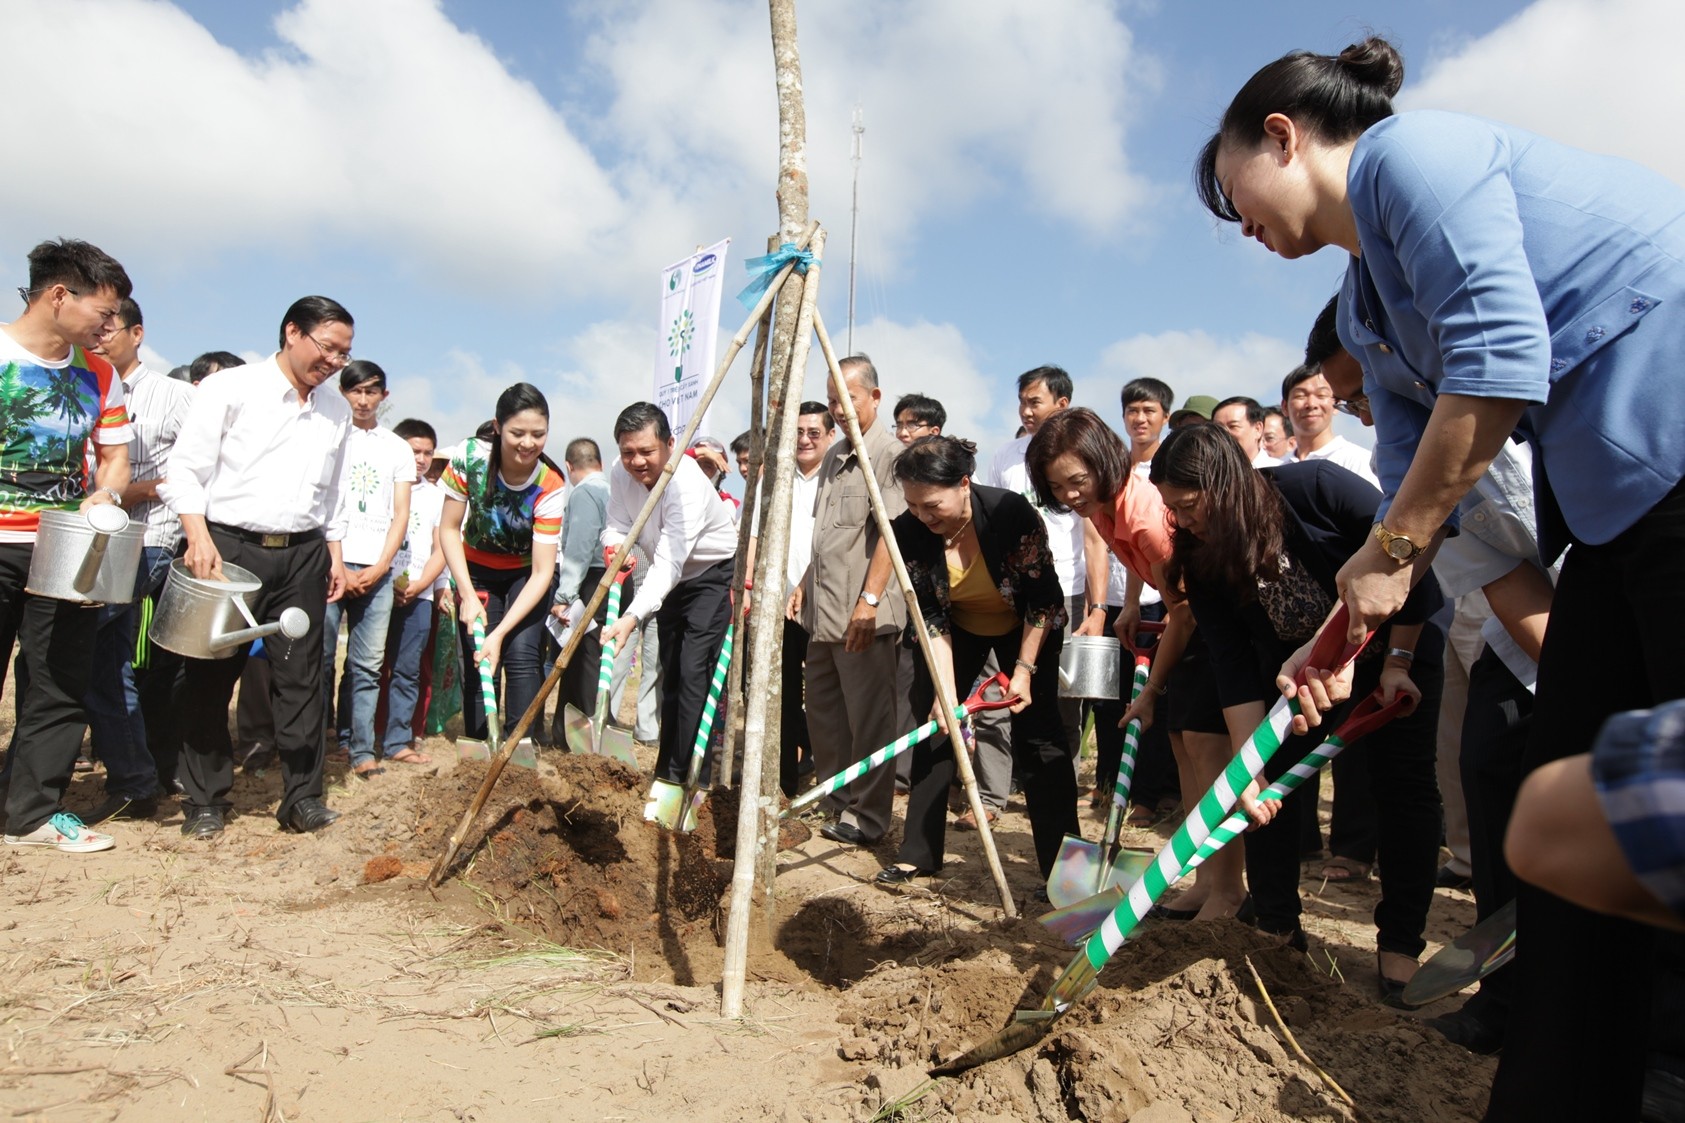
[1046,620,1165,908]
[931,606,1371,1076]
[782,672,1019,819]
[561,555,637,767]
[1040,686,1412,944]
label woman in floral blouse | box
[877,436,1075,888]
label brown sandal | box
[386,747,433,766]
[1319,856,1372,883]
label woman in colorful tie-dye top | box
[439,383,566,742]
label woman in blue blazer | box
[1195,36,1685,1123]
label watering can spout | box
[208,606,311,653]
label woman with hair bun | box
[1198,36,1685,1122]
[438,383,566,743]
[874,435,1075,890]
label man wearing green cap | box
[1167,394,1220,428]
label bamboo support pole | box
[720,228,826,1018]
[426,220,818,885]
[719,237,778,787]
[810,308,1018,919]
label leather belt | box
[208,521,325,549]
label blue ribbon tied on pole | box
[736,242,817,310]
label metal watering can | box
[26,505,146,604]
[149,559,309,659]
[1056,635,1122,699]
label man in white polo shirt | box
[161,296,354,839]
[1281,364,1378,485]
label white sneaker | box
[4,811,115,853]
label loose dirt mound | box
[410,754,814,985]
[840,920,1496,1122]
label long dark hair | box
[1195,37,1403,224]
[1149,425,1288,603]
[485,382,559,503]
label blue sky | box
[4,0,1679,467]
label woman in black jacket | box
[1151,424,1444,996]
[876,436,1075,889]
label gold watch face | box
[1384,536,1415,560]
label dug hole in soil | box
[409,753,1496,1122]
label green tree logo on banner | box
[668,308,695,382]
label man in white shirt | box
[80,296,191,822]
[322,361,412,777]
[983,366,1108,825]
[1281,365,1378,485]
[1262,407,1296,461]
[160,296,354,839]
[774,402,835,796]
[0,239,134,855]
[600,403,738,788]
[381,418,448,764]
[1213,396,1281,468]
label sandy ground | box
[1,705,1494,1123]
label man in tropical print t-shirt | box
[0,239,135,855]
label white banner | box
[655,238,730,434]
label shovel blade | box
[1401,898,1518,1007]
[1046,838,1154,909]
[644,779,702,831]
[561,706,595,755]
[1039,884,1127,945]
[599,726,639,768]
[929,1014,1057,1076]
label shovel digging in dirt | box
[1046,625,1162,908]
[782,672,1018,819]
[1401,898,1517,1007]
[561,560,638,767]
[645,623,735,831]
[932,608,1369,1076]
[1040,689,1410,945]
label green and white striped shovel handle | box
[468,610,501,751]
[784,671,1018,816]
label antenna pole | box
[847,105,863,354]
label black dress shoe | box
[181,807,225,839]
[874,864,936,886]
[283,798,340,834]
[88,793,159,824]
[819,821,869,846]
[1424,1006,1504,1055]
[1434,865,1474,891]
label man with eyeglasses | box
[1280,363,1379,486]
[893,394,945,444]
[0,239,135,854]
[160,296,355,839]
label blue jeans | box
[83,544,174,800]
[382,596,434,753]
[322,564,394,765]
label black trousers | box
[1093,601,1177,806]
[1486,481,1685,1123]
[898,625,1075,878]
[779,618,811,798]
[0,543,100,835]
[653,560,733,785]
[1246,626,1445,957]
[178,531,329,825]
[458,562,554,743]
[1457,647,1532,1028]
[548,565,611,739]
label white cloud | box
[0,0,631,291]
[1402,0,1685,184]
[836,315,1009,449]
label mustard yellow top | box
[947,552,1018,637]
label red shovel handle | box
[963,671,1020,714]
[1333,688,1413,743]
[1294,604,1372,688]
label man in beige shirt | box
[788,355,907,845]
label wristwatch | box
[1372,523,1427,565]
[858,590,881,608]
